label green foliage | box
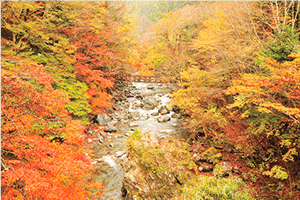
[53,73,91,124]
[173,175,255,200]
[261,26,300,63]
[125,131,253,199]
[226,54,300,198]
[262,165,288,180]
[124,132,197,199]
[140,1,199,22]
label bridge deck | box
[120,73,166,83]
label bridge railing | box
[120,73,168,83]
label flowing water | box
[90,81,187,199]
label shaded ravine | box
[87,81,188,199]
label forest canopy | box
[1,1,300,199]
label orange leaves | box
[227,55,300,120]
[1,54,103,199]
[225,54,300,198]
[64,120,86,145]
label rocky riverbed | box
[85,81,187,199]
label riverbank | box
[85,80,187,199]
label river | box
[88,81,187,199]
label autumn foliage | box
[1,53,104,199]
[140,1,300,199]
[1,1,138,199]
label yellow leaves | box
[180,67,217,88]
[262,165,288,180]
[283,148,298,162]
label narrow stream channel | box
[89,81,187,199]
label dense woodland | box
[1,1,300,199]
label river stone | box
[198,147,222,164]
[171,113,178,118]
[213,161,234,177]
[125,92,135,98]
[123,113,133,120]
[104,124,117,132]
[129,122,139,128]
[201,162,214,172]
[158,106,170,115]
[95,113,109,125]
[135,94,144,100]
[115,151,127,158]
[157,115,171,123]
[151,111,159,116]
[143,97,160,109]
[171,105,181,114]
[87,138,93,143]
[147,85,155,90]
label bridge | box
[119,73,168,83]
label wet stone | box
[129,122,139,128]
[143,97,160,109]
[115,151,126,158]
[147,85,155,90]
[95,113,109,126]
[158,105,170,115]
[201,163,214,172]
[104,126,117,132]
[171,113,178,118]
[157,115,171,123]
[151,111,159,116]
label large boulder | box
[132,100,143,108]
[157,115,171,123]
[104,123,117,132]
[171,105,181,114]
[213,161,239,177]
[194,147,222,165]
[95,113,109,126]
[158,106,170,115]
[143,97,160,110]
[147,85,155,90]
[199,162,214,172]
[151,111,159,116]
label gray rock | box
[213,162,234,177]
[201,163,214,172]
[171,105,181,114]
[123,113,133,120]
[87,138,93,143]
[93,137,103,143]
[147,85,155,90]
[171,113,178,118]
[135,94,144,100]
[158,106,170,115]
[132,100,143,108]
[143,97,160,109]
[129,122,139,128]
[104,124,117,132]
[157,115,171,123]
[115,151,126,158]
[99,131,105,136]
[95,114,109,126]
[125,132,131,136]
[151,111,159,116]
[125,92,135,98]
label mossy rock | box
[199,147,223,164]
